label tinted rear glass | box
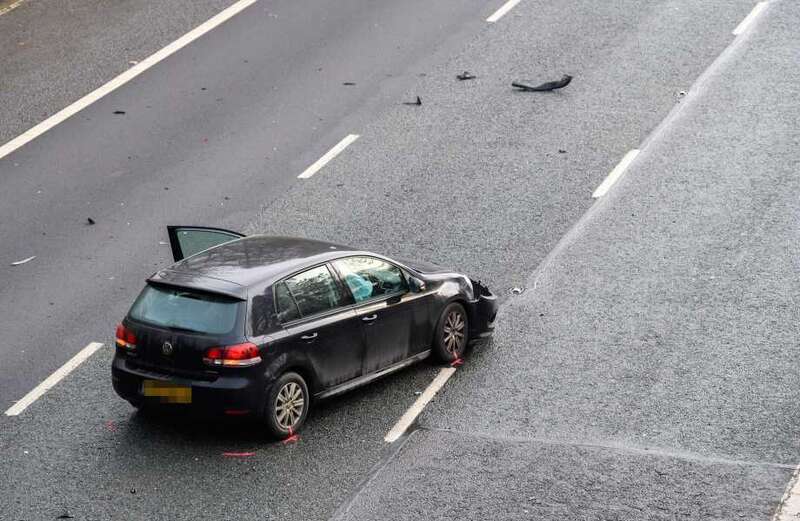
[129,285,241,335]
[274,282,301,323]
[283,265,343,318]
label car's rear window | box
[129,285,241,335]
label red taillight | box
[115,323,137,351]
[224,343,260,360]
[205,347,224,360]
[203,343,261,367]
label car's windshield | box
[128,284,241,335]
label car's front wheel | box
[263,372,310,439]
[433,302,469,362]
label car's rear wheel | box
[127,396,147,410]
[263,372,309,439]
[128,397,158,417]
[433,303,469,362]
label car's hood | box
[395,257,453,275]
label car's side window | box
[282,265,344,318]
[250,294,271,336]
[333,256,408,303]
[274,282,301,323]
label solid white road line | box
[0,0,30,16]
[774,465,800,521]
[297,134,360,179]
[4,342,104,416]
[733,1,768,35]
[0,0,259,162]
[486,0,521,23]
[384,367,456,443]
[592,149,640,199]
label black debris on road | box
[512,74,573,92]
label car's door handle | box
[301,332,318,341]
[361,314,378,323]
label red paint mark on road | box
[222,451,256,457]
[282,426,300,445]
[282,434,299,445]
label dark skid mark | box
[512,74,573,92]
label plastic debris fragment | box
[512,75,572,92]
[11,256,36,266]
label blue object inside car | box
[344,273,373,302]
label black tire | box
[263,372,310,439]
[128,397,146,409]
[128,397,158,418]
[432,302,469,363]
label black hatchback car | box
[112,226,497,437]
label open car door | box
[167,226,245,262]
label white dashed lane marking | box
[297,134,360,179]
[384,367,456,443]
[592,149,640,199]
[733,1,768,36]
[486,0,521,23]
[4,342,104,416]
[0,0,30,17]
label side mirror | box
[408,276,427,293]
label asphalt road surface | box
[1,0,797,519]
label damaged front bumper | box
[469,279,498,339]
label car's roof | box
[149,236,362,298]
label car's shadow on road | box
[116,359,444,451]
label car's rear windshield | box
[128,284,242,335]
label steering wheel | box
[363,273,380,286]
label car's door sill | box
[314,349,431,400]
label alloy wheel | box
[443,310,465,356]
[275,381,305,429]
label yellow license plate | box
[141,380,192,404]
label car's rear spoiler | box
[147,269,247,300]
